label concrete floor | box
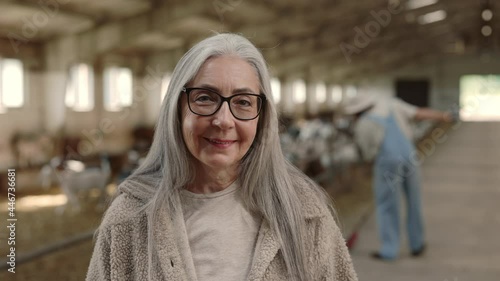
[350,122,500,281]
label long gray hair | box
[128,33,334,281]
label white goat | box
[41,155,111,213]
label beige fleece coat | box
[86,181,358,281]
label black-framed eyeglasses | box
[182,87,266,120]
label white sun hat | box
[342,94,376,115]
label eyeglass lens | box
[188,88,262,120]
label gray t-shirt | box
[179,182,262,281]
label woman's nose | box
[212,101,235,128]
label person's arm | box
[414,108,453,122]
[86,226,111,281]
[392,98,453,123]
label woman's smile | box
[205,138,237,149]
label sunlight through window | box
[0,58,24,110]
[316,83,327,103]
[66,63,94,112]
[0,194,67,212]
[460,75,500,121]
[330,85,343,106]
[271,77,281,103]
[161,73,171,101]
[292,79,306,104]
[104,67,133,111]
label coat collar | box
[153,197,197,281]
[248,184,329,279]
[247,220,281,280]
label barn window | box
[66,63,94,112]
[104,66,133,111]
[0,58,24,112]
[292,79,306,104]
[271,77,281,103]
[316,82,327,103]
[460,75,500,121]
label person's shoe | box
[370,252,395,261]
[411,244,426,257]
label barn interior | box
[0,0,499,280]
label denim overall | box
[367,111,425,259]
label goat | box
[11,132,54,169]
[40,155,111,213]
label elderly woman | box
[86,33,358,281]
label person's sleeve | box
[86,226,112,281]
[393,98,418,119]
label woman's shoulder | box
[100,176,158,225]
[100,192,147,228]
[294,179,333,220]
